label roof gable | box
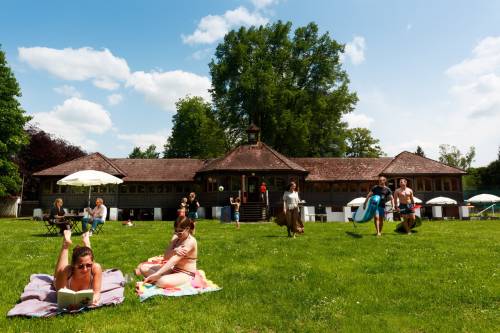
[34,152,126,177]
[198,142,307,173]
[382,151,466,175]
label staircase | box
[240,202,269,222]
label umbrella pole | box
[88,186,91,207]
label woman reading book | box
[136,216,197,288]
[54,230,102,306]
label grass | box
[0,218,499,333]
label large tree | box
[15,126,86,200]
[209,21,358,156]
[128,145,160,159]
[438,144,475,170]
[163,96,227,158]
[415,146,425,157]
[345,127,384,157]
[0,47,31,197]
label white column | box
[414,207,421,217]
[212,206,222,219]
[326,206,335,222]
[197,207,205,219]
[300,206,315,222]
[342,206,352,222]
[109,207,118,221]
[432,206,443,219]
[459,206,469,219]
[33,208,43,219]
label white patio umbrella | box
[426,196,457,205]
[347,197,366,207]
[413,196,423,204]
[57,170,123,207]
[465,194,500,204]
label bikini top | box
[67,267,94,290]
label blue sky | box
[1,0,500,166]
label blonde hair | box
[53,198,63,206]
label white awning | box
[426,196,458,205]
[465,194,500,204]
[346,197,366,207]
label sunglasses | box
[77,263,93,270]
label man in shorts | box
[364,176,394,236]
[394,178,416,235]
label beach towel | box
[136,256,221,302]
[7,269,125,317]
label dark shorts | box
[188,212,198,219]
[399,203,415,215]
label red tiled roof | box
[197,142,307,173]
[33,152,126,177]
[110,158,205,181]
[292,157,393,181]
[382,151,466,175]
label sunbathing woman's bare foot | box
[82,231,91,248]
[63,229,72,247]
[135,264,143,276]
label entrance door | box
[247,176,260,202]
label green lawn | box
[0,218,499,333]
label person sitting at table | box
[54,229,102,306]
[136,216,197,288]
[49,198,70,235]
[82,198,107,236]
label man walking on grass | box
[394,178,416,235]
[364,176,394,237]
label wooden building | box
[34,127,465,220]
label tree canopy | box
[0,47,31,197]
[15,126,86,200]
[415,146,425,157]
[163,96,227,159]
[209,21,358,157]
[345,127,384,157]
[128,145,160,159]
[438,144,475,171]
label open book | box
[57,288,93,310]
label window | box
[434,179,443,191]
[275,177,285,192]
[128,185,137,193]
[42,181,52,194]
[360,182,370,194]
[119,185,128,193]
[165,184,173,193]
[137,184,145,193]
[230,176,241,191]
[443,178,451,192]
[332,183,348,192]
[348,183,358,192]
[148,185,156,193]
[207,177,217,192]
[175,184,184,193]
[451,178,459,191]
[156,184,164,193]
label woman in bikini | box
[54,230,103,305]
[136,217,197,288]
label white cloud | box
[344,36,366,65]
[29,97,113,150]
[126,70,211,112]
[18,46,130,90]
[53,85,82,98]
[117,130,169,150]
[182,6,268,45]
[342,112,374,129]
[446,36,500,118]
[107,93,123,106]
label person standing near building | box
[187,192,200,220]
[394,178,416,235]
[229,197,241,229]
[260,182,267,203]
[283,181,301,238]
[364,176,394,237]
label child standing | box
[230,197,241,229]
[178,197,187,218]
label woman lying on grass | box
[136,217,197,288]
[54,230,103,305]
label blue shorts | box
[374,206,385,218]
[234,212,240,222]
[188,212,198,219]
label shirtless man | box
[394,178,415,235]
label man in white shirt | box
[82,198,107,236]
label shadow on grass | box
[345,231,363,238]
[30,233,61,238]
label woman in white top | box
[283,181,301,238]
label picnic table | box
[64,213,85,233]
